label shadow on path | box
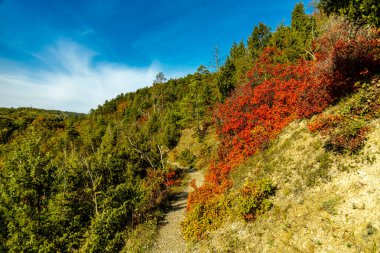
[152,169,204,253]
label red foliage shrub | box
[213,32,379,168]
[215,48,330,166]
[314,19,380,98]
[307,114,343,133]
[187,26,379,210]
[325,126,370,153]
[164,169,182,187]
[143,167,181,209]
[186,162,232,210]
[143,169,168,210]
[318,38,380,98]
[187,49,327,210]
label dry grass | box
[122,221,158,253]
[168,127,219,171]
[185,80,380,252]
[192,118,380,253]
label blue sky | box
[0,0,306,113]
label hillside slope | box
[191,82,380,252]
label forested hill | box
[0,1,379,252]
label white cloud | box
[0,39,189,113]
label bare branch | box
[127,136,155,169]
[305,49,317,61]
[138,108,150,119]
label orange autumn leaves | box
[215,48,331,166]
[187,35,379,211]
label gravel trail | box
[152,169,204,253]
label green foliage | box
[366,222,378,236]
[291,3,308,32]
[309,80,380,154]
[218,57,236,101]
[228,41,251,85]
[181,195,229,241]
[81,181,145,252]
[161,111,182,149]
[321,198,340,215]
[122,221,158,253]
[66,119,79,139]
[1,132,56,251]
[323,118,369,154]
[180,65,214,130]
[340,81,380,119]
[0,116,16,143]
[182,179,276,241]
[179,148,195,168]
[0,75,220,250]
[311,153,332,184]
[0,207,7,252]
[237,178,276,221]
[319,0,380,27]
[248,22,271,60]
[230,41,246,61]
[268,3,316,62]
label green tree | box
[269,3,316,62]
[1,132,56,251]
[230,41,251,84]
[319,0,379,27]
[0,116,16,143]
[80,177,144,252]
[153,72,167,84]
[161,110,182,149]
[291,2,309,32]
[218,57,236,101]
[192,65,210,131]
[247,22,271,60]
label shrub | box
[309,114,370,154]
[215,49,324,167]
[237,178,276,222]
[340,80,380,119]
[181,195,229,241]
[308,79,379,154]
[324,122,370,154]
[314,17,379,98]
[140,167,181,216]
[186,162,233,211]
[179,148,195,168]
[308,115,342,133]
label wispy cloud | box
[0,39,189,113]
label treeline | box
[0,63,220,251]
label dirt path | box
[152,169,204,253]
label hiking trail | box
[152,168,204,253]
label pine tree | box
[247,22,271,60]
[218,57,236,101]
